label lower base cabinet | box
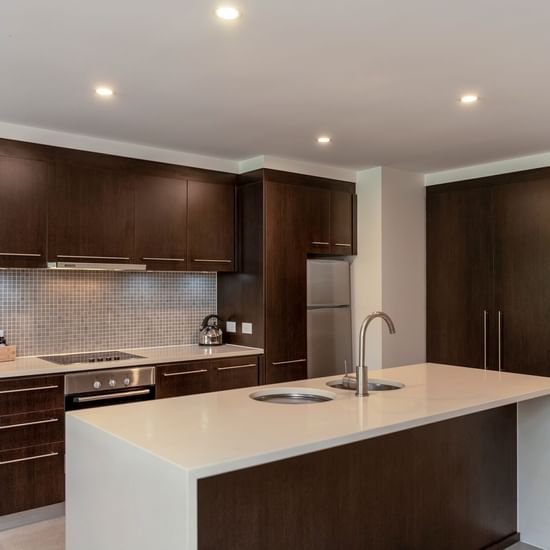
[0,442,65,516]
[0,375,65,517]
[156,355,260,399]
[198,405,517,550]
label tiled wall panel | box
[0,270,216,356]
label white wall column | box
[351,167,426,369]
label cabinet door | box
[305,187,331,255]
[265,182,308,383]
[210,356,259,391]
[0,157,50,267]
[134,175,187,270]
[330,190,355,255]
[156,362,212,398]
[493,177,550,376]
[0,442,64,516]
[187,180,235,272]
[49,162,134,262]
[426,186,493,369]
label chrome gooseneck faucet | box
[356,311,396,397]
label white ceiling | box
[2,0,550,174]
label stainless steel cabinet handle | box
[57,255,130,260]
[73,389,151,403]
[0,385,59,395]
[142,257,185,262]
[216,364,256,371]
[333,243,352,247]
[0,252,42,257]
[162,369,208,377]
[483,310,488,370]
[192,259,232,263]
[311,241,330,246]
[0,418,59,430]
[272,359,307,366]
[498,310,503,372]
[0,452,59,466]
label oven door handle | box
[72,388,151,404]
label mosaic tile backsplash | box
[0,270,217,357]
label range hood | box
[47,261,146,271]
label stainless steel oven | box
[65,366,155,410]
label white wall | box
[351,167,383,369]
[381,167,426,368]
[352,167,426,369]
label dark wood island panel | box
[198,405,517,550]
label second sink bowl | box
[250,387,336,405]
[327,378,404,392]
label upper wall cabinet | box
[330,190,355,255]
[134,175,188,271]
[305,187,356,256]
[49,162,135,263]
[0,157,50,268]
[187,180,235,272]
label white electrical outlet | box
[241,322,253,335]
[226,321,237,333]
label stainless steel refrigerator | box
[307,259,352,378]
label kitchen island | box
[65,364,550,549]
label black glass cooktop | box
[39,351,144,365]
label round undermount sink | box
[327,378,404,392]
[250,387,336,405]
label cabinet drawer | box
[0,409,64,451]
[0,442,65,516]
[211,357,259,391]
[0,376,64,416]
[266,358,307,384]
[156,362,211,398]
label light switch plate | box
[226,321,237,333]
[241,322,253,335]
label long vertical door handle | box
[483,310,488,370]
[498,310,503,372]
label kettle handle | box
[200,314,221,330]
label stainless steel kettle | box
[198,315,224,346]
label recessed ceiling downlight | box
[216,6,241,20]
[317,136,331,144]
[95,87,114,97]
[460,94,479,104]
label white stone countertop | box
[0,344,264,379]
[66,363,550,479]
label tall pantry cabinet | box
[427,167,550,377]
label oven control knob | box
[93,380,102,390]
[123,377,131,386]
[109,379,116,387]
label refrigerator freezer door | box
[307,306,353,378]
[307,260,351,307]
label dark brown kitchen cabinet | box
[427,167,550,377]
[330,190,355,255]
[211,356,259,390]
[305,187,331,254]
[156,356,260,398]
[49,162,135,263]
[187,180,235,272]
[427,185,493,369]
[0,375,65,517]
[0,156,50,268]
[156,361,212,398]
[264,182,308,383]
[304,187,356,256]
[134,175,188,270]
[493,177,550,376]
